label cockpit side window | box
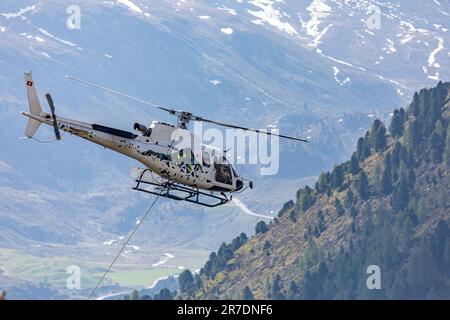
[215,161,233,185]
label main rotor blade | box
[196,117,308,143]
[66,76,176,114]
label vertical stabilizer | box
[24,72,42,138]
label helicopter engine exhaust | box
[134,123,152,137]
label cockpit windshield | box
[214,156,233,185]
[231,166,240,178]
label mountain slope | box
[185,81,450,299]
[0,0,402,253]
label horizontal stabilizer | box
[25,118,41,138]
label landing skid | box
[132,169,231,208]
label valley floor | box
[0,246,209,299]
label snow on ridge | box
[19,32,46,43]
[0,26,6,32]
[316,48,354,67]
[398,21,429,45]
[220,27,234,35]
[1,5,36,20]
[217,6,237,16]
[427,37,444,81]
[248,0,298,36]
[116,0,143,14]
[386,38,397,53]
[332,66,351,86]
[300,0,333,47]
[38,28,77,47]
[103,240,117,246]
[428,37,444,67]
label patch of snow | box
[300,0,333,47]
[105,54,113,58]
[116,0,143,13]
[20,33,46,43]
[198,15,210,20]
[398,21,429,45]
[428,75,440,81]
[428,37,444,67]
[41,51,50,58]
[38,28,77,47]
[103,240,117,245]
[220,27,234,35]
[210,79,221,86]
[1,5,36,20]
[316,48,354,67]
[0,26,5,32]
[217,6,237,15]
[248,0,298,36]
[332,66,351,86]
[386,39,396,53]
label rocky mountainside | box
[181,82,450,299]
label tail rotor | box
[45,93,61,141]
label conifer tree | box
[356,171,370,200]
[445,124,450,167]
[242,286,254,300]
[381,153,393,195]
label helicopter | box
[21,72,307,207]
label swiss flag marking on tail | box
[27,81,33,86]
